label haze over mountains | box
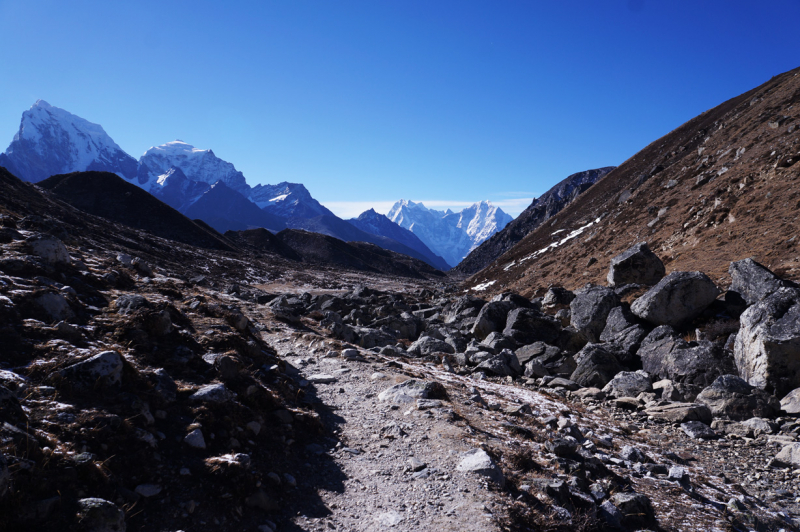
[0,100,528,271]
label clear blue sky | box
[1,1,799,217]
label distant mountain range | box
[386,199,513,267]
[0,100,516,270]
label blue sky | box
[1,1,799,217]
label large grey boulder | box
[734,287,800,396]
[607,242,665,287]
[443,295,485,324]
[515,342,571,376]
[570,343,624,388]
[780,388,800,415]
[610,492,657,529]
[631,271,720,327]
[60,351,123,389]
[33,292,74,323]
[602,370,652,398]
[570,285,620,342]
[27,234,70,264]
[502,308,561,345]
[774,443,800,468]
[638,326,736,399]
[729,258,792,305]
[645,402,712,424]
[189,383,235,404]
[600,306,651,358]
[407,336,455,356]
[695,375,780,421]
[471,301,515,340]
[456,449,504,487]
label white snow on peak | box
[269,194,290,202]
[139,140,249,194]
[386,200,513,267]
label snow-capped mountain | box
[249,182,335,219]
[386,200,513,267]
[0,100,138,183]
[137,140,250,194]
[349,209,451,271]
[184,181,285,233]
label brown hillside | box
[469,66,800,297]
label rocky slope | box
[454,167,615,276]
[467,66,800,297]
[387,200,512,268]
[349,209,451,271]
[2,163,799,532]
[0,100,138,183]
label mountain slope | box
[148,166,211,211]
[274,229,445,279]
[0,100,138,183]
[38,171,235,251]
[287,214,443,269]
[183,181,286,233]
[386,200,512,267]
[468,65,800,296]
[348,209,451,271]
[453,166,615,276]
[249,182,335,219]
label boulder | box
[541,286,575,309]
[638,326,736,399]
[114,294,150,314]
[60,351,123,389]
[407,336,455,356]
[27,234,70,265]
[77,498,126,532]
[734,287,800,396]
[607,242,665,287]
[570,344,624,388]
[514,342,560,367]
[480,332,517,353]
[456,449,504,487]
[610,492,657,529]
[189,384,235,404]
[729,258,792,305]
[681,421,718,440]
[774,443,800,468]
[475,354,515,377]
[502,308,561,345]
[471,301,515,340]
[602,370,652,398]
[570,285,620,342]
[378,379,446,403]
[0,385,26,424]
[644,403,712,424]
[631,271,720,327]
[695,375,780,420]
[33,292,74,323]
[780,388,800,415]
[443,295,485,324]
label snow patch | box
[471,280,496,291]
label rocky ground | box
[2,189,800,531]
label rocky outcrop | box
[729,258,793,305]
[695,375,781,421]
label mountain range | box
[0,100,521,270]
[386,199,512,267]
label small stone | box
[246,421,261,435]
[283,473,297,487]
[184,428,207,449]
[408,457,426,472]
[134,484,162,498]
[77,498,126,532]
[681,421,718,440]
[668,465,690,483]
[456,448,504,487]
[306,374,337,384]
[188,383,235,404]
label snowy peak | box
[138,140,250,194]
[0,100,138,183]
[386,200,512,267]
[249,182,335,219]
